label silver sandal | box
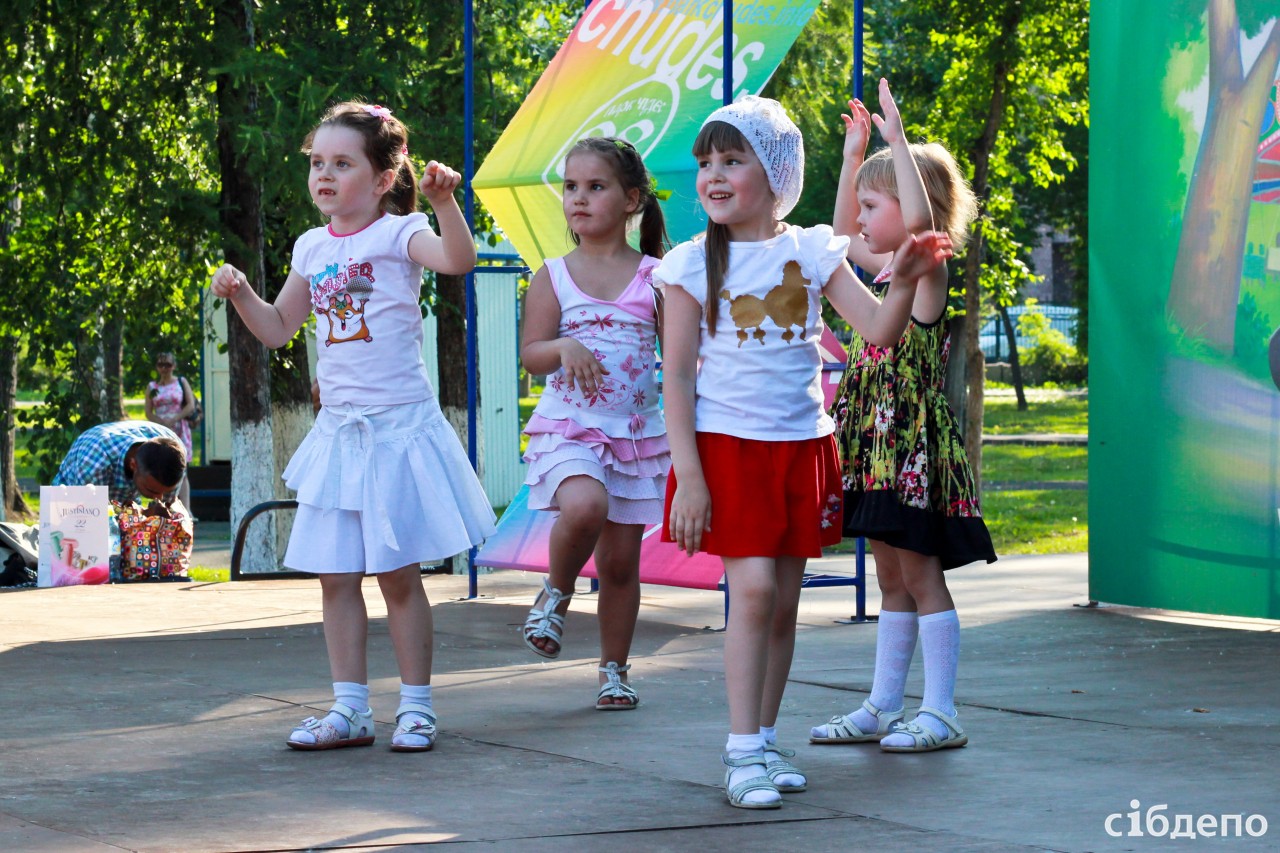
[522,578,571,659]
[595,661,639,710]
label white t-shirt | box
[654,224,851,441]
[291,212,435,407]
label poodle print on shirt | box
[718,261,811,347]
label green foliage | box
[866,0,1088,330]
[1233,291,1273,384]
[1017,300,1087,385]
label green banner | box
[1090,0,1280,617]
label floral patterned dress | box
[148,379,192,459]
[831,275,996,569]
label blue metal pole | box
[853,0,870,622]
[464,0,479,599]
[854,0,864,101]
[723,1,733,105]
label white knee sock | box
[726,732,778,806]
[919,609,959,718]
[882,609,960,745]
[844,610,917,732]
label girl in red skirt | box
[655,95,953,809]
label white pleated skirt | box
[282,399,496,574]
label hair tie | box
[401,145,409,157]
[613,138,636,152]
[649,175,672,201]
[363,104,393,122]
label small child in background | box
[210,101,494,753]
[810,79,996,754]
[519,137,670,710]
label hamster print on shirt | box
[312,260,375,346]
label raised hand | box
[418,160,462,206]
[891,231,954,282]
[870,77,906,146]
[842,98,872,161]
[210,264,249,299]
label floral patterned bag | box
[116,500,194,581]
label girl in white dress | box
[210,101,494,753]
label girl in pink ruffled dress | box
[519,136,670,710]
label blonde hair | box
[856,143,978,250]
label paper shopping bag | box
[37,485,112,587]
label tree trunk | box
[272,336,313,561]
[0,336,32,521]
[102,309,125,422]
[998,304,1027,410]
[1166,0,1280,351]
[436,272,482,572]
[944,313,968,439]
[214,0,276,570]
[962,0,1022,494]
[0,193,30,520]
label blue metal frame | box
[461,1,872,623]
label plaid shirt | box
[53,421,179,504]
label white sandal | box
[764,743,807,792]
[286,702,375,751]
[810,699,905,744]
[595,661,639,710]
[879,706,968,752]
[523,578,571,659]
[722,753,782,809]
[390,702,437,752]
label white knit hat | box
[701,95,804,218]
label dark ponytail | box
[564,136,670,259]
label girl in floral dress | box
[810,79,996,754]
[519,137,670,710]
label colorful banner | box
[477,328,847,580]
[1091,0,1280,617]
[474,0,821,268]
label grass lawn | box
[983,388,1087,434]
[981,488,1088,554]
[15,386,1087,563]
[981,444,1087,483]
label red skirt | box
[663,432,843,558]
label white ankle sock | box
[399,683,432,711]
[882,610,960,745]
[726,732,777,806]
[846,610,917,731]
[328,682,370,737]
